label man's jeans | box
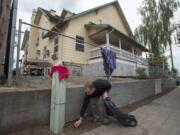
[90,96,109,123]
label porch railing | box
[89,44,148,66]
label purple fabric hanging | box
[101,47,116,77]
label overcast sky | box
[17,0,180,71]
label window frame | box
[53,37,59,54]
[75,35,84,52]
[43,46,47,59]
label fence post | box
[50,72,66,134]
[155,79,162,95]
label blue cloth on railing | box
[101,47,116,77]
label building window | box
[36,37,39,46]
[54,37,58,53]
[36,50,41,56]
[46,50,50,57]
[43,46,47,59]
[76,35,84,52]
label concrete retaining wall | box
[161,78,176,92]
[0,90,51,134]
[84,59,148,77]
[0,79,176,134]
[65,80,155,122]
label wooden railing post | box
[106,31,110,45]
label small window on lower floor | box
[54,45,58,53]
[54,37,59,53]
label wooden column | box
[132,48,134,55]
[119,39,121,50]
[106,30,109,45]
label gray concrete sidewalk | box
[82,87,180,135]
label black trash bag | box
[104,97,137,127]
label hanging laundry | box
[101,47,116,78]
[50,65,69,80]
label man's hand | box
[74,118,82,128]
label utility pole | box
[169,22,180,70]
[169,43,174,69]
[176,22,180,44]
[8,0,18,86]
[16,19,22,78]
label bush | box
[136,68,147,79]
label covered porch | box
[85,23,148,54]
[85,23,148,77]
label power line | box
[21,21,98,47]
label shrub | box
[171,67,178,78]
[136,68,147,79]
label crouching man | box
[74,79,111,128]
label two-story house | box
[22,1,148,77]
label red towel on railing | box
[50,65,69,80]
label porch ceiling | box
[85,23,148,52]
[89,29,121,46]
